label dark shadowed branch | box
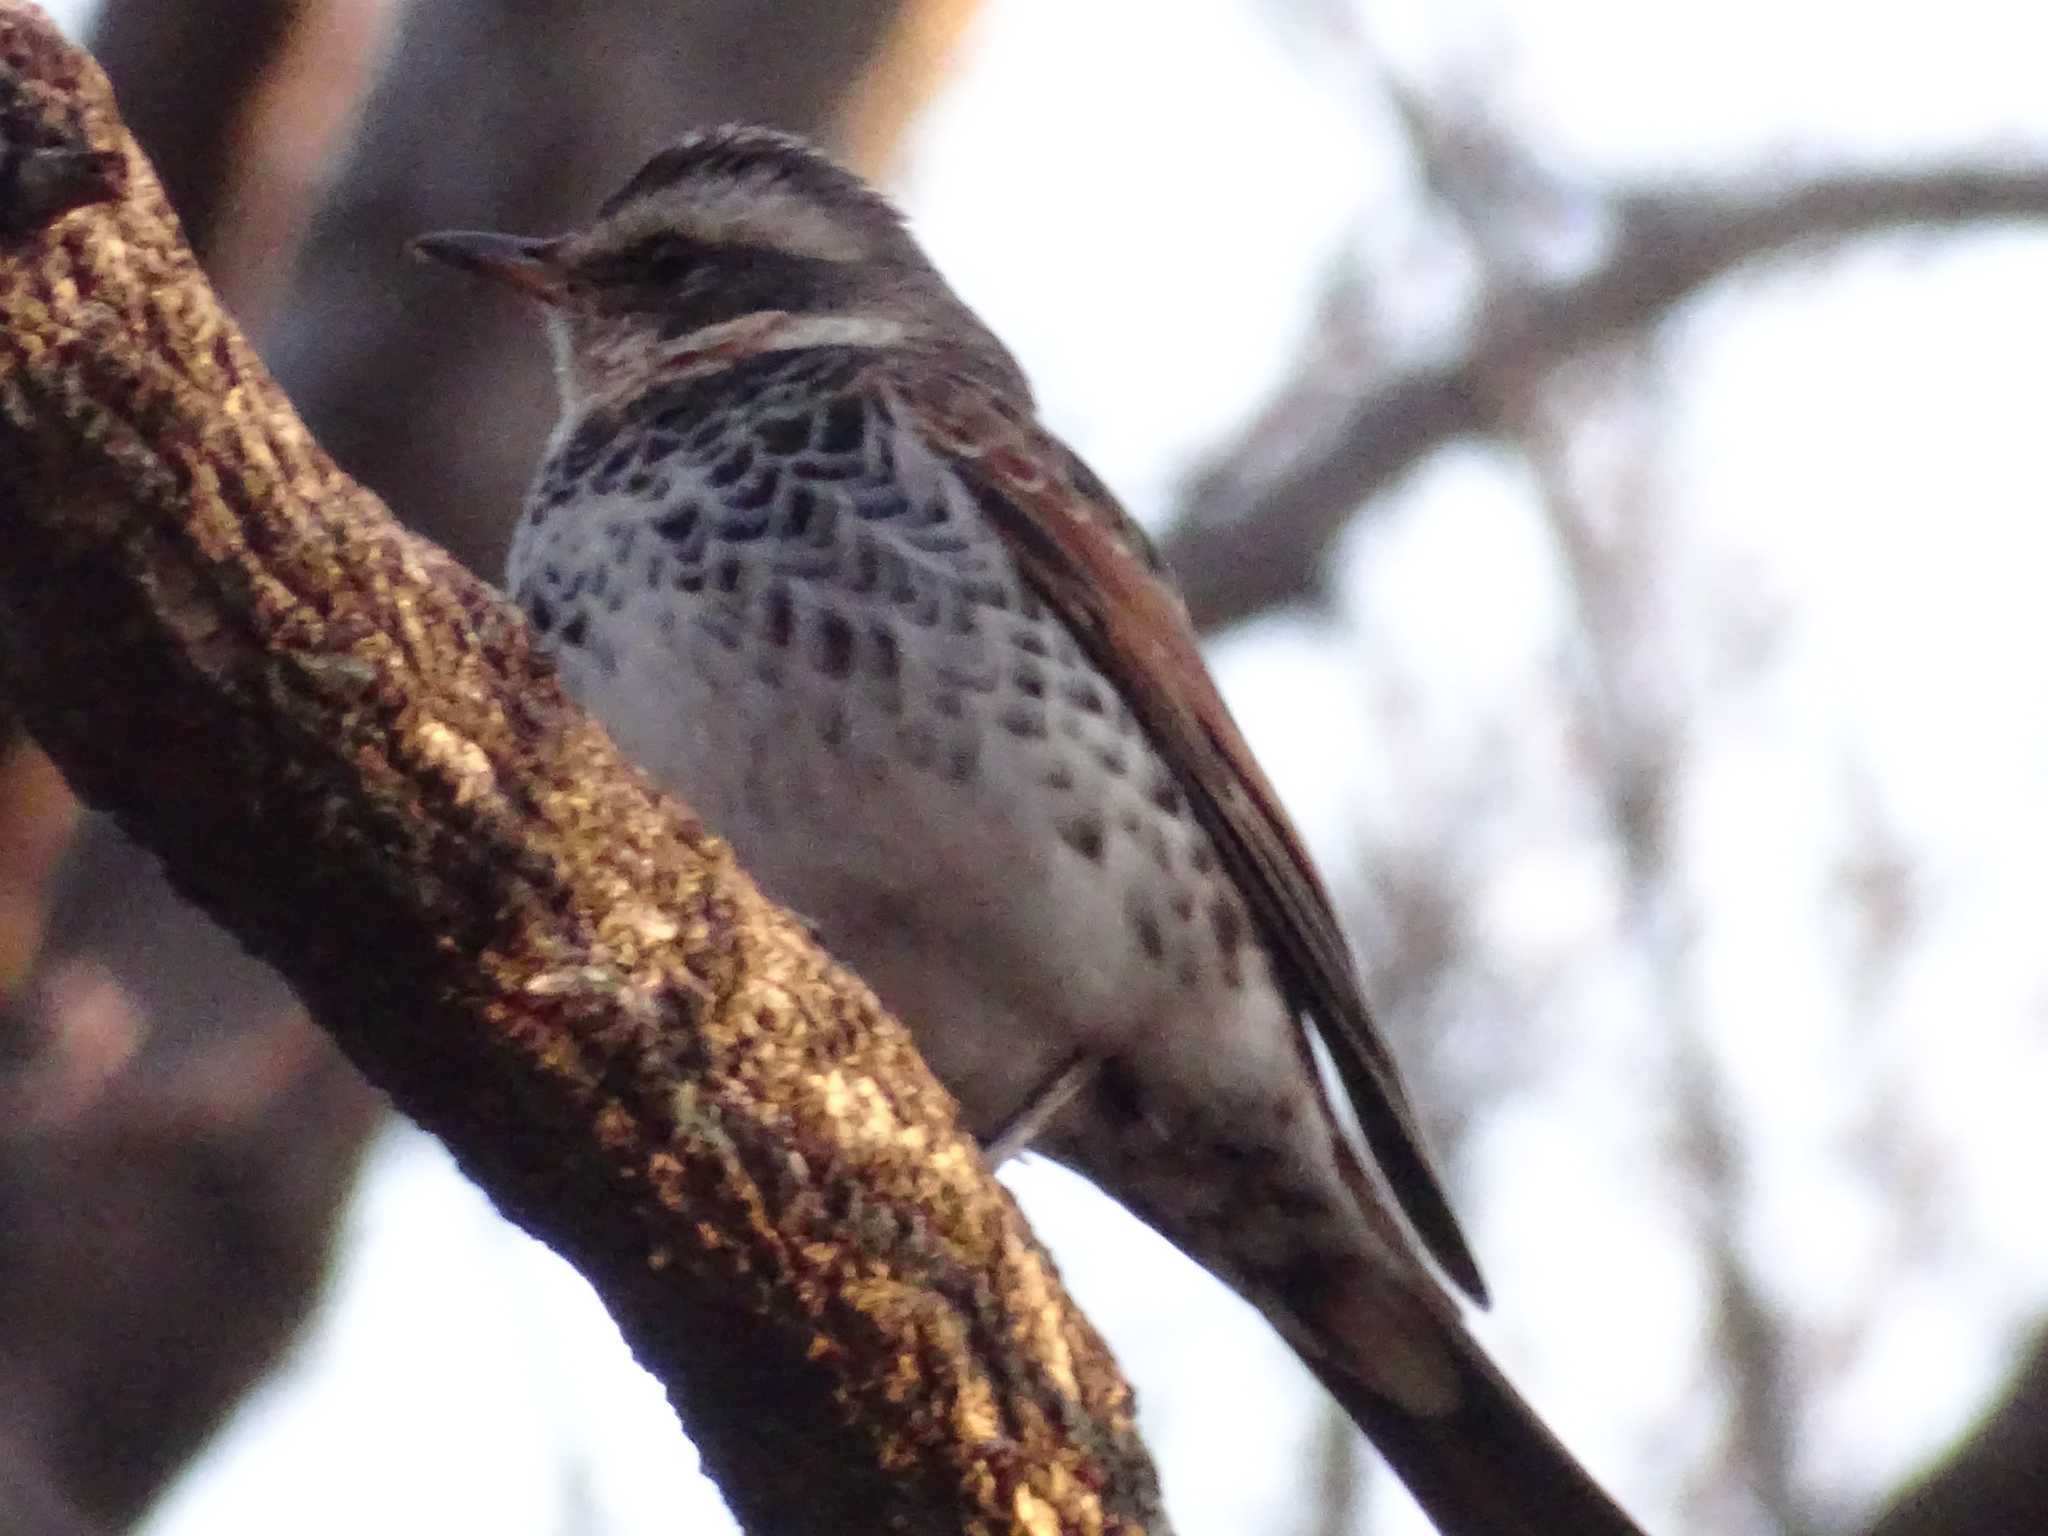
[0,11,1162,1535]
[1164,158,2048,632]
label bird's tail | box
[1306,1316,1650,1536]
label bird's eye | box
[627,234,699,286]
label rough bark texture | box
[0,11,1164,1535]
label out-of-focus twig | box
[1511,330,1804,1530]
[1166,160,2048,631]
[0,736,76,1004]
[0,1424,105,1536]
[1311,1400,1362,1536]
[90,0,397,335]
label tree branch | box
[1862,1331,2048,1536]
[1165,159,2048,631]
[0,10,1163,1534]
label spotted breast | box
[510,346,1282,1158]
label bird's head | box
[412,126,1021,410]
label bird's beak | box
[409,230,569,304]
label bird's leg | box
[983,1051,1098,1165]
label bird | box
[413,125,1649,1536]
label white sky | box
[25,0,2041,1532]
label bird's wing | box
[888,361,1486,1301]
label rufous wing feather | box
[889,361,1487,1302]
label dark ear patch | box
[581,232,704,289]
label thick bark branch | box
[0,10,1163,1534]
[1165,161,2048,631]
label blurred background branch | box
[1166,156,2048,632]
